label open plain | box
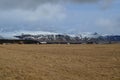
[0,44,120,80]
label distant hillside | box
[14,32,120,44]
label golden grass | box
[0,44,120,80]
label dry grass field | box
[0,44,120,80]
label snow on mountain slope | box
[0,30,60,39]
[0,30,120,39]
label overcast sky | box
[0,0,120,34]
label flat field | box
[0,44,120,80]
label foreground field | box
[0,44,120,80]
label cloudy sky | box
[0,0,120,35]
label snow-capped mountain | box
[0,30,59,39]
[77,32,102,38]
[0,30,120,44]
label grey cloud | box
[95,17,120,34]
[0,0,106,10]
